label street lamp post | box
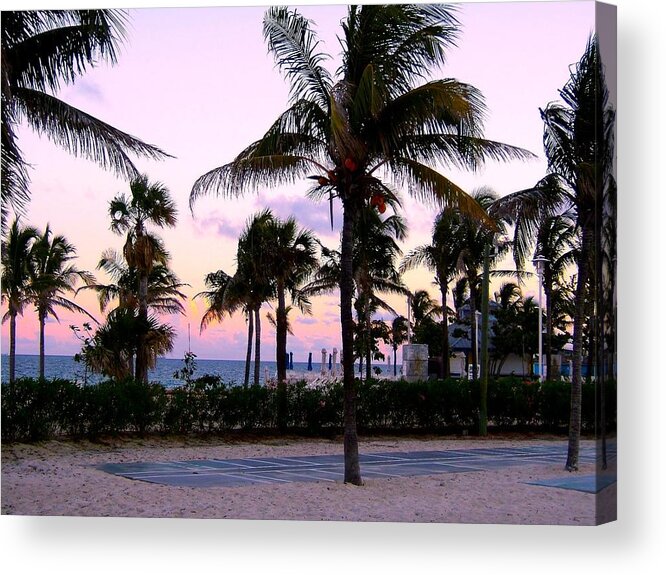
[533,255,549,382]
[407,293,412,344]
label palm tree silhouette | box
[453,189,510,381]
[499,37,614,470]
[196,269,255,387]
[80,249,188,327]
[29,225,97,379]
[303,206,408,380]
[400,209,465,377]
[533,212,578,380]
[108,175,177,383]
[390,316,409,377]
[189,5,533,484]
[1,219,38,386]
[263,214,318,386]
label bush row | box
[1,376,616,442]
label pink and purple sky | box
[1,0,597,362]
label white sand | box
[1,435,615,525]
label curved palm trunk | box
[244,309,254,388]
[9,311,17,387]
[39,309,46,380]
[439,282,450,378]
[566,225,593,471]
[341,201,362,485]
[254,306,261,386]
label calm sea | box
[0,354,323,388]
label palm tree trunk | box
[135,273,149,383]
[276,279,287,383]
[244,309,254,388]
[340,201,362,485]
[9,311,17,387]
[393,345,398,377]
[39,310,46,380]
[364,295,372,381]
[254,306,261,386]
[440,283,450,378]
[276,279,288,431]
[566,225,593,471]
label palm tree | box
[236,210,278,386]
[356,209,407,380]
[85,307,175,381]
[390,315,409,377]
[454,189,510,380]
[29,225,97,379]
[499,37,614,470]
[400,209,464,377]
[263,214,318,385]
[196,211,280,387]
[189,5,532,485]
[1,219,38,386]
[109,175,177,383]
[534,212,578,379]
[1,10,170,226]
[195,269,255,386]
[81,249,188,316]
[77,247,186,381]
[410,289,443,331]
[303,207,408,380]
[490,282,523,376]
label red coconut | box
[318,176,329,186]
[378,203,387,214]
[344,157,357,172]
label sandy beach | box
[1,435,615,525]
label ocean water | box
[0,354,325,388]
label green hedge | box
[1,376,616,442]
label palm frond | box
[190,153,316,209]
[16,87,172,180]
[400,245,434,274]
[263,6,332,109]
[390,156,492,227]
[5,10,128,94]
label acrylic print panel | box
[1,1,616,526]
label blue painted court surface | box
[98,443,616,492]
[526,472,617,494]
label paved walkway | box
[98,443,616,489]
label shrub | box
[1,374,616,442]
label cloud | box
[192,211,246,243]
[254,191,342,242]
[76,80,105,103]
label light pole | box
[533,255,549,382]
[407,292,412,344]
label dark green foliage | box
[1,376,616,442]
